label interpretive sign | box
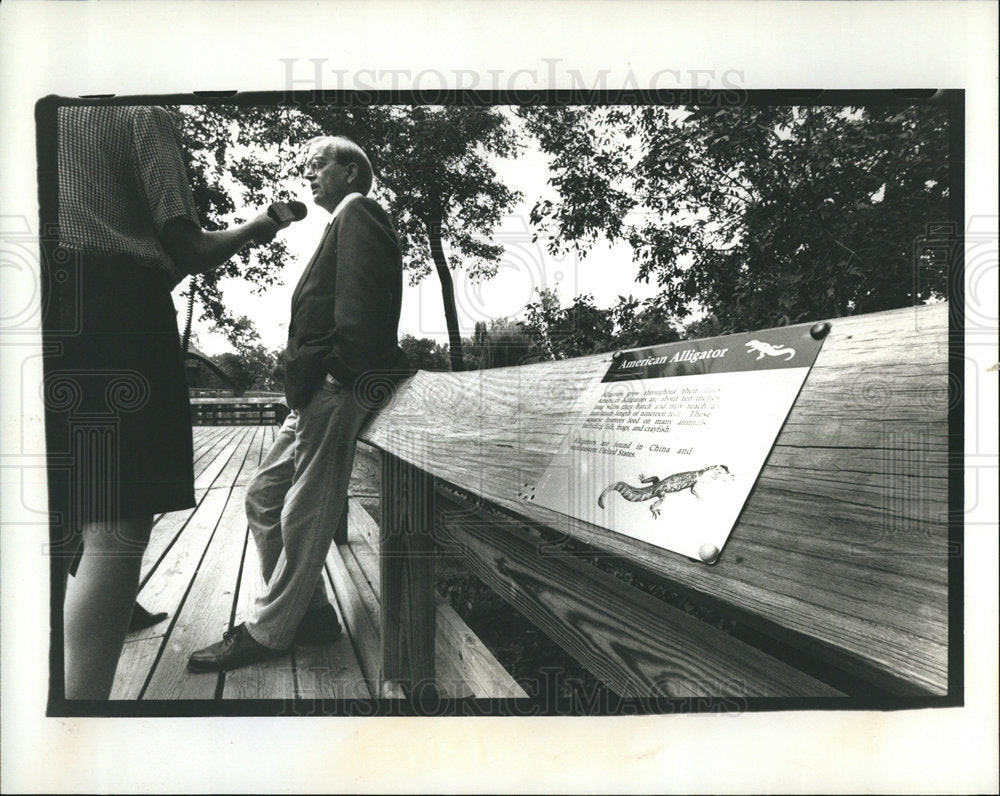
[530,322,830,563]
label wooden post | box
[380,450,436,698]
[332,499,349,546]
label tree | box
[353,106,522,371]
[201,345,282,393]
[399,334,451,372]
[611,294,682,349]
[174,104,521,368]
[519,102,952,333]
[464,318,536,370]
[521,289,614,359]
[521,288,681,360]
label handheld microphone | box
[267,200,308,225]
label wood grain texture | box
[191,426,232,463]
[380,453,436,692]
[111,426,521,702]
[293,567,372,700]
[347,502,527,699]
[433,595,529,699]
[110,486,230,699]
[191,426,240,469]
[193,427,251,491]
[348,496,380,551]
[325,541,386,698]
[222,527,298,701]
[140,501,200,588]
[350,442,383,497]
[139,427,262,589]
[143,485,256,699]
[362,304,950,695]
[110,635,163,700]
[434,489,843,697]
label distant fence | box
[190,395,289,426]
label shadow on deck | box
[111,425,526,702]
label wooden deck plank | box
[138,428,256,588]
[190,426,223,460]
[143,485,256,699]
[110,486,231,700]
[110,634,164,701]
[325,543,386,698]
[140,502,201,588]
[347,498,380,556]
[434,595,528,699]
[192,426,238,466]
[221,525,298,701]
[193,428,250,491]
[434,498,844,697]
[205,426,254,489]
[190,428,237,480]
[293,567,373,701]
[189,433,215,463]
[141,430,263,699]
[113,424,526,702]
[233,425,270,488]
[334,535,465,695]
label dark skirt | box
[42,249,195,574]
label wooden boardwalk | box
[110,425,526,701]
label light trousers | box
[244,379,368,649]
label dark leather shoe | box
[293,604,343,645]
[129,602,167,632]
[187,623,285,672]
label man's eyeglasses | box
[300,156,336,177]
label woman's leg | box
[63,516,153,700]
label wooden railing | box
[359,303,952,700]
[190,395,290,426]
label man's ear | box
[344,161,359,185]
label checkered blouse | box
[57,105,201,285]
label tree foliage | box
[186,314,283,392]
[519,103,951,333]
[520,288,681,360]
[399,334,451,372]
[174,104,521,365]
[463,318,536,370]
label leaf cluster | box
[520,102,951,333]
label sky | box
[181,114,661,355]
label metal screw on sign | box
[698,543,720,565]
[810,322,831,340]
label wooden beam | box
[346,503,527,699]
[379,451,436,697]
[434,488,844,698]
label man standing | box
[45,103,289,699]
[188,136,408,672]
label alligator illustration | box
[745,339,796,361]
[598,465,732,518]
